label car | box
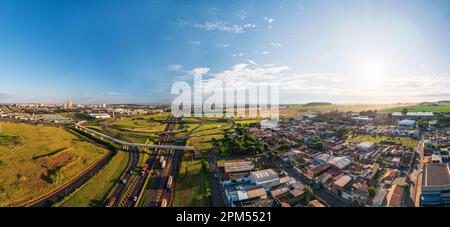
[132,196,138,202]
[122,179,127,184]
[129,170,134,174]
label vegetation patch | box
[381,104,450,113]
[348,135,417,149]
[32,147,67,160]
[0,134,22,147]
[173,153,210,207]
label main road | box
[76,121,194,151]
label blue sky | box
[0,0,449,104]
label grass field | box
[380,104,450,113]
[0,122,108,207]
[287,104,410,113]
[58,151,130,207]
[173,154,209,207]
[187,134,224,151]
[347,135,418,149]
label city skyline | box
[1,0,450,104]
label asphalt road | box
[208,148,226,207]
[76,121,194,151]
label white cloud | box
[216,43,230,48]
[236,10,246,20]
[269,43,282,48]
[191,67,210,76]
[178,20,256,33]
[167,64,183,72]
[190,63,450,103]
[247,60,258,65]
[264,17,275,24]
[201,64,291,92]
[188,40,202,45]
[232,53,245,57]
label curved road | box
[76,121,194,151]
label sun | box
[359,60,387,86]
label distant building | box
[357,142,376,152]
[352,116,373,124]
[66,98,73,109]
[88,113,111,119]
[392,112,434,118]
[420,163,450,207]
[398,119,416,129]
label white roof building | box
[327,156,354,170]
[399,119,415,127]
[249,169,280,189]
[357,142,375,151]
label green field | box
[0,122,108,207]
[380,104,450,113]
[173,154,210,207]
[288,104,409,113]
[348,135,418,149]
[58,151,130,207]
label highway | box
[105,148,140,207]
[140,116,180,207]
[76,121,194,151]
[107,116,180,207]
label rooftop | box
[333,175,352,188]
[250,169,280,184]
[386,185,404,207]
[399,119,416,126]
[224,161,255,173]
[327,156,353,170]
[422,163,450,186]
[357,141,375,148]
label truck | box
[166,176,173,188]
[161,198,168,207]
[106,197,116,207]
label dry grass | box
[0,122,107,207]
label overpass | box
[75,121,195,151]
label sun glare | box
[359,60,387,87]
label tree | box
[418,120,428,132]
[317,181,324,189]
[304,186,313,204]
[402,183,409,191]
[368,187,376,198]
[401,108,408,116]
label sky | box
[0,0,449,104]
